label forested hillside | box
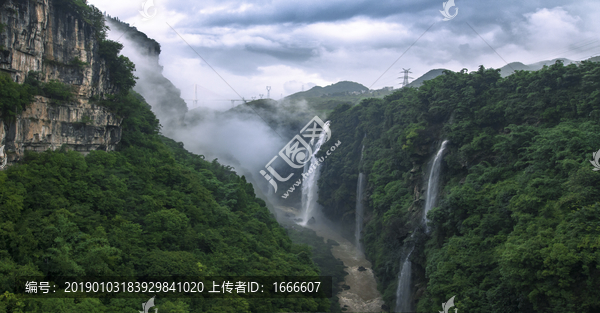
[0,1,331,311]
[0,88,332,312]
[319,60,600,312]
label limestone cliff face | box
[0,0,122,168]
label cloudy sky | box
[88,0,600,111]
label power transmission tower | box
[399,68,413,88]
[266,86,271,98]
[259,94,264,99]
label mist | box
[106,18,321,206]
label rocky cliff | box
[0,0,121,168]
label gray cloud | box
[172,0,430,27]
[90,0,600,103]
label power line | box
[535,38,600,62]
[369,21,436,89]
[166,23,285,140]
[466,22,515,72]
[166,22,243,100]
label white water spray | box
[423,140,449,229]
[299,131,328,226]
[394,140,449,310]
[355,173,366,252]
[395,248,413,313]
[355,145,366,253]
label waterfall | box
[394,248,413,313]
[355,144,366,253]
[355,172,366,252]
[422,140,449,229]
[299,131,328,226]
[394,140,448,311]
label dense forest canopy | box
[319,60,600,312]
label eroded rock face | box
[0,97,121,165]
[0,0,122,168]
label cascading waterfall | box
[394,140,449,311]
[355,172,366,252]
[299,131,328,226]
[395,248,414,313]
[355,144,366,253]
[422,140,449,229]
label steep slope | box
[105,17,189,133]
[319,60,600,312]
[0,1,333,312]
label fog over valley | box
[1,0,599,312]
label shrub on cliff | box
[54,0,108,40]
[99,39,137,94]
[0,73,33,120]
[23,72,74,105]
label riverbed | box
[276,206,384,312]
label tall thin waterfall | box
[355,143,366,253]
[300,131,328,226]
[394,140,449,311]
[422,140,449,228]
[395,248,414,312]
[355,170,366,253]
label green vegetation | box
[69,57,89,69]
[54,0,108,40]
[42,80,75,103]
[24,72,74,105]
[0,88,331,312]
[287,226,347,313]
[283,81,395,118]
[0,3,334,311]
[43,57,88,70]
[75,115,93,125]
[99,39,137,94]
[319,60,600,312]
[0,74,34,120]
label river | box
[276,206,384,312]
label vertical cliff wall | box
[0,0,122,168]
